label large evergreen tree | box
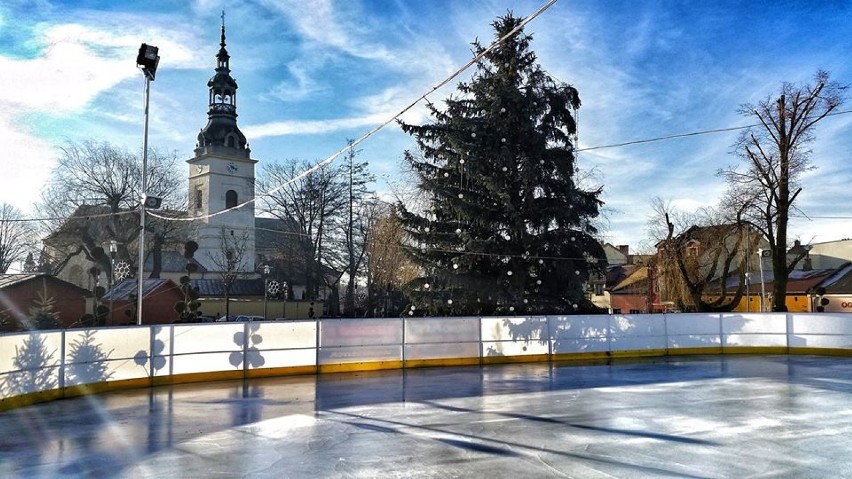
[398,14,606,316]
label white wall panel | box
[788,334,852,349]
[318,345,402,365]
[610,314,666,337]
[666,314,721,335]
[790,314,852,335]
[64,327,150,362]
[611,336,667,351]
[722,313,787,334]
[0,332,62,374]
[0,367,61,398]
[405,342,480,360]
[320,319,402,347]
[552,338,609,354]
[724,334,787,347]
[405,317,479,344]
[549,315,608,340]
[64,358,149,385]
[155,352,242,376]
[251,349,316,369]
[482,339,548,357]
[253,321,316,350]
[165,324,245,354]
[668,335,721,349]
[481,316,547,342]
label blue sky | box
[1,0,850,250]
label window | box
[594,284,604,296]
[195,189,202,210]
[629,309,641,314]
[612,308,621,314]
[226,190,238,208]
[227,136,235,148]
[685,240,701,257]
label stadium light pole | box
[136,43,159,325]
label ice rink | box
[2,355,852,478]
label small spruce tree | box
[398,13,606,315]
[27,290,62,330]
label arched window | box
[226,190,238,209]
[227,136,236,148]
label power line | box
[577,108,852,152]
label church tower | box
[188,16,257,273]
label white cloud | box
[267,63,329,102]
[244,114,384,138]
[0,115,56,213]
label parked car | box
[217,315,266,322]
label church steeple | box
[196,11,249,158]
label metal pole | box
[137,74,150,325]
[758,250,766,313]
[745,273,750,312]
[110,241,116,325]
[263,266,269,319]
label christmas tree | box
[398,13,606,316]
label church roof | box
[144,251,208,274]
[191,278,265,297]
[102,278,179,301]
[0,273,91,296]
[255,216,301,251]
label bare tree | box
[258,159,347,304]
[37,141,185,281]
[719,70,845,311]
[649,197,761,312]
[0,203,36,273]
[207,227,250,320]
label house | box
[101,279,185,325]
[711,267,839,312]
[609,265,659,314]
[812,263,852,313]
[589,244,655,312]
[0,274,91,331]
[655,223,765,312]
[799,238,852,270]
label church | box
[43,20,321,320]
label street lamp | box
[757,249,767,312]
[262,265,270,320]
[109,240,117,324]
[744,272,751,312]
[135,43,159,325]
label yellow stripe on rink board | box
[667,347,723,356]
[318,360,404,374]
[403,357,481,369]
[721,346,789,355]
[0,389,62,412]
[7,346,852,412]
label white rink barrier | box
[2,313,852,409]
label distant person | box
[308,302,315,319]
